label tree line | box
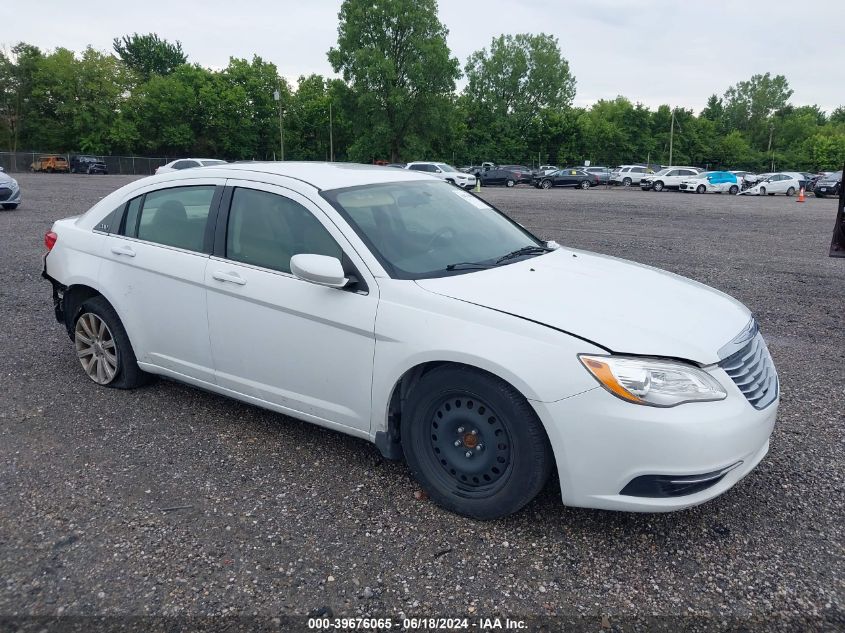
[2,0,844,171]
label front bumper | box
[531,371,778,512]
[0,184,22,204]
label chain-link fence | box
[0,152,170,176]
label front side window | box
[134,186,216,252]
[226,188,342,274]
[322,180,544,279]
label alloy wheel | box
[74,312,118,385]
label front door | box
[204,181,379,433]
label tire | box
[70,167,77,174]
[729,185,739,195]
[506,179,515,188]
[580,180,591,189]
[2,204,19,210]
[759,186,766,196]
[815,193,825,198]
[653,181,664,192]
[696,184,706,194]
[73,296,150,389]
[401,366,553,520]
[540,179,552,189]
[47,168,54,174]
[786,187,795,196]
[622,177,632,187]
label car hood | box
[415,248,750,365]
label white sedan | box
[155,158,227,174]
[742,172,803,196]
[679,171,741,194]
[42,163,778,519]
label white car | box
[0,171,22,209]
[610,165,652,186]
[537,165,559,176]
[742,172,803,196]
[155,158,227,174]
[42,163,778,519]
[640,167,701,192]
[678,171,742,194]
[730,171,759,188]
[406,161,476,189]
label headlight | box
[579,355,727,407]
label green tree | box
[328,0,460,162]
[113,33,187,80]
[0,43,42,154]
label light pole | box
[274,87,284,161]
[329,100,334,162]
[668,107,675,167]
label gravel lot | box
[1,174,843,630]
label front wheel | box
[759,186,767,196]
[622,177,632,187]
[696,184,706,194]
[506,179,515,188]
[653,181,664,192]
[729,185,739,195]
[2,204,19,210]
[580,180,591,189]
[401,366,553,519]
[786,187,795,196]
[73,296,150,389]
[540,179,552,189]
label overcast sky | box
[7,0,845,113]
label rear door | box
[99,179,224,384]
[204,180,379,433]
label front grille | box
[0,187,11,201]
[719,333,778,409]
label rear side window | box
[134,186,216,252]
[225,188,342,274]
[408,164,427,172]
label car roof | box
[157,161,434,190]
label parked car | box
[70,155,108,174]
[406,162,476,189]
[467,162,497,177]
[30,155,70,173]
[385,163,406,169]
[477,167,521,187]
[800,172,818,191]
[534,168,599,190]
[741,172,803,196]
[813,171,842,198]
[584,166,612,184]
[610,165,652,186]
[679,171,741,194]
[535,165,559,176]
[640,167,701,192]
[42,162,778,518]
[155,158,227,174]
[498,165,534,184]
[0,170,21,209]
[730,171,759,189]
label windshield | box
[822,171,842,180]
[653,169,671,176]
[322,181,544,279]
[437,164,457,172]
[200,159,226,166]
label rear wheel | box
[580,180,591,189]
[506,179,515,188]
[401,366,553,519]
[786,186,795,196]
[653,181,664,192]
[73,296,150,389]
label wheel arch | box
[374,359,547,461]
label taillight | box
[45,231,57,251]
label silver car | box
[0,171,21,210]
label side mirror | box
[290,254,348,288]
[434,168,442,173]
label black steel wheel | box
[402,366,553,519]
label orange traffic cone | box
[797,187,805,202]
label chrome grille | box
[719,332,778,409]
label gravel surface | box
[1,174,843,629]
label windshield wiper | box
[445,262,495,271]
[494,245,554,265]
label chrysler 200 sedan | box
[42,163,778,519]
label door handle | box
[110,245,136,257]
[212,271,247,286]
